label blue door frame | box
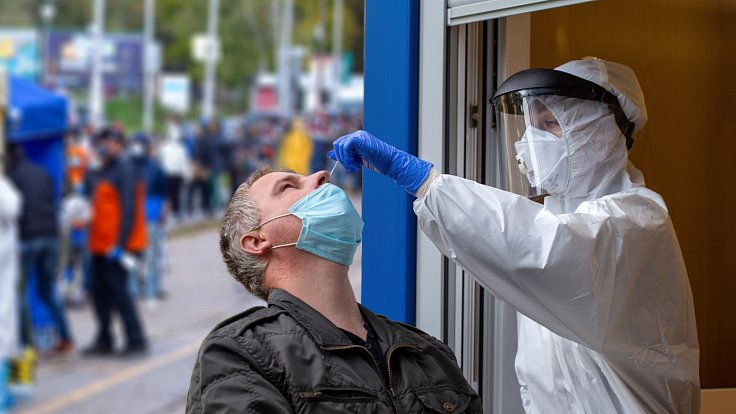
[361,0,420,324]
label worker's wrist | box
[414,168,441,199]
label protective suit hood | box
[550,57,648,210]
[555,57,648,134]
[538,94,639,211]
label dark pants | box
[20,237,72,344]
[188,177,212,215]
[166,175,184,217]
[89,255,146,348]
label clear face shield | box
[495,93,570,198]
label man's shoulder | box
[205,305,288,341]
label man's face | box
[248,170,330,240]
[97,138,124,161]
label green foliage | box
[105,96,144,133]
[0,0,364,128]
[0,0,362,86]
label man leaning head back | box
[220,166,362,300]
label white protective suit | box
[0,174,22,360]
[414,59,699,413]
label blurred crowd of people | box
[0,108,363,412]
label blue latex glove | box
[107,246,123,261]
[328,130,433,195]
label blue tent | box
[5,76,68,196]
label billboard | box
[159,73,190,114]
[0,29,41,80]
[45,30,146,94]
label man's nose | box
[307,170,329,189]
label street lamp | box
[39,0,56,85]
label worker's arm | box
[413,173,676,352]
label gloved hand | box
[108,246,123,261]
[119,252,140,273]
[107,246,139,272]
[328,130,433,196]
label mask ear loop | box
[244,212,298,269]
[249,212,299,258]
[250,212,292,232]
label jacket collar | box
[267,289,419,349]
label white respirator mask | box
[514,127,569,195]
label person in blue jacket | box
[130,133,169,308]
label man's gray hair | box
[220,166,290,301]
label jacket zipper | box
[300,391,323,398]
[299,388,377,401]
[323,344,398,413]
[386,344,423,403]
[323,343,423,414]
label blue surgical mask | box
[254,183,363,265]
[129,142,146,158]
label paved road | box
[14,224,362,414]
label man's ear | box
[240,232,273,256]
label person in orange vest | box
[82,127,148,356]
[65,128,89,190]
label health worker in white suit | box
[329,57,699,414]
[0,158,22,408]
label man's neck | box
[266,258,367,340]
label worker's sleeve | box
[413,174,668,352]
[116,163,136,249]
[0,176,22,221]
[186,335,294,414]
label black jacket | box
[8,158,58,240]
[187,289,482,413]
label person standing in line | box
[130,133,169,308]
[188,121,216,218]
[159,115,190,222]
[277,117,313,175]
[83,128,148,356]
[0,155,22,412]
[59,129,92,306]
[6,144,74,357]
